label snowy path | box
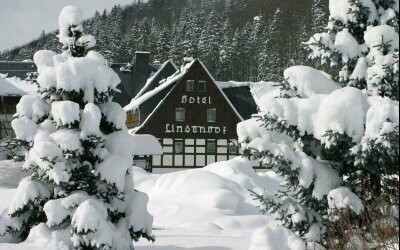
[136,230,250,250]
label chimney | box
[133,51,151,94]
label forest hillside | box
[0,0,328,81]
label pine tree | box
[216,18,234,81]
[108,5,124,61]
[247,0,399,248]
[156,28,171,62]
[311,0,329,33]
[0,6,153,248]
[258,8,284,82]
[304,0,399,100]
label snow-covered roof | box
[130,134,163,155]
[124,60,195,112]
[0,76,36,96]
[0,78,25,96]
[132,60,178,101]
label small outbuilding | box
[130,134,163,173]
[0,77,34,139]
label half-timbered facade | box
[125,59,259,169]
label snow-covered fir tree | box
[311,0,329,33]
[304,0,399,100]
[244,0,399,248]
[0,6,153,249]
[244,68,399,249]
[155,28,171,62]
[258,8,284,82]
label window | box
[186,80,194,92]
[198,81,206,92]
[229,143,237,154]
[175,141,183,154]
[206,142,216,153]
[207,109,216,122]
[176,108,185,122]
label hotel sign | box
[165,124,227,135]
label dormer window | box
[198,81,206,92]
[186,80,194,92]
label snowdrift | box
[133,157,281,232]
[0,157,282,249]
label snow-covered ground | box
[0,157,282,249]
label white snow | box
[130,134,163,155]
[79,103,102,138]
[364,25,399,55]
[96,155,131,192]
[329,0,378,23]
[255,87,370,145]
[71,199,107,234]
[0,157,295,249]
[58,6,84,47]
[126,191,153,237]
[364,96,399,139]
[8,176,51,215]
[43,199,69,228]
[23,132,69,186]
[36,66,56,90]
[133,60,178,100]
[11,117,38,141]
[61,191,90,210]
[328,187,364,214]
[51,101,80,127]
[283,66,340,97]
[76,35,96,49]
[124,60,196,112]
[334,28,363,61]
[124,69,185,112]
[35,49,121,103]
[105,131,161,157]
[0,161,29,189]
[0,78,26,96]
[16,95,50,123]
[99,102,127,131]
[50,130,82,153]
[245,135,340,199]
[248,222,305,250]
[33,50,56,73]
[304,32,334,64]
[350,57,368,80]
[237,118,266,143]
[133,158,280,231]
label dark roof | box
[0,61,36,79]
[222,86,258,120]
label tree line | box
[0,0,328,82]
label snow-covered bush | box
[304,0,399,100]
[241,64,399,248]
[0,6,153,249]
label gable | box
[136,60,243,139]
